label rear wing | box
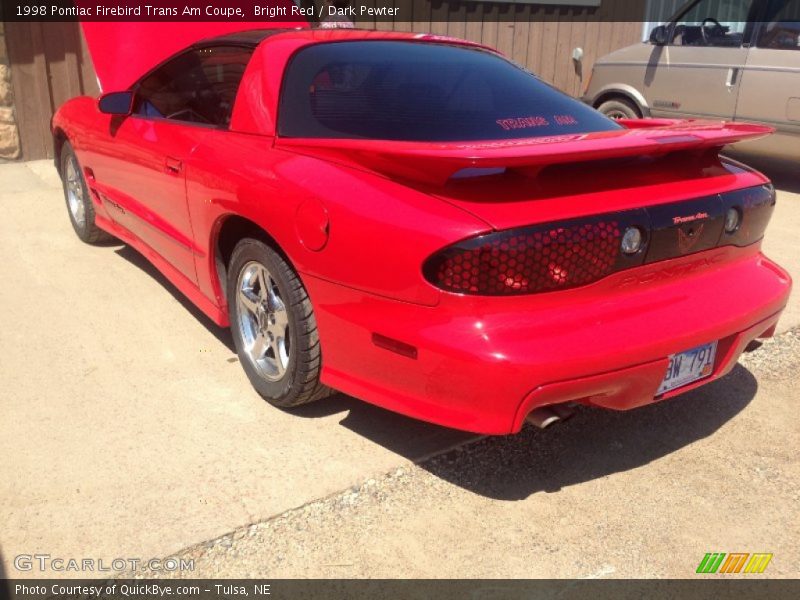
[276,120,772,187]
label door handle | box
[164,156,182,175]
[726,67,741,90]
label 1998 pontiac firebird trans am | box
[52,24,791,435]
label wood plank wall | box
[359,0,645,98]
[5,22,98,160]
[4,1,644,160]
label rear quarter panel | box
[184,130,490,310]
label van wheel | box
[598,98,641,120]
[227,238,331,407]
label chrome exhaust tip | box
[526,403,577,429]
[551,403,577,421]
[526,407,561,429]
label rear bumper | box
[307,244,791,435]
[512,309,781,431]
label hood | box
[79,4,306,92]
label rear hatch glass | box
[278,40,621,142]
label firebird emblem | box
[678,224,705,254]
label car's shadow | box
[114,245,236,353]
[293,364,756,500]
[111,241,757,497]
[417,365,757,500]
[290,394,480,461]
[111,241,477,457]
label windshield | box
[278,41,622,142]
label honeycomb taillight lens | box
[422,185,775,297]
[423,215,647,296]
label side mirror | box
[98,92,134,116]
[571,47,584,77]
[649,25,669,46]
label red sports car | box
[52,26,791,435]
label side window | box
[757,0,800,50]
[669,0,753,47]
[134,46,253,127]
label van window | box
[757,0,800,50]
[670,0,753,47]
[279,41,621,142]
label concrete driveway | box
[0,161,474,578]
[0,160,797,578]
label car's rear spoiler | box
[276,120,773,187]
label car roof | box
[223,28,502,138]
[198,28,497,52]
[197,28,301,47]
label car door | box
[89,45,253,283]
[735,0,800,158]
[645,0,756,120]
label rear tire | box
[60,142,112,244]
[597,98,641,120]
[227,238,331,407]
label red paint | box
[79,6,306,92]
[295,198,330,251]
[52,29,792,434]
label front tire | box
[60,142,111,244]
[227,238,330,407]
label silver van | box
[583,0,800,161]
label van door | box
[645,0,755,120]
[734,0,800,159]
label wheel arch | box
[52,127,69,175]
[592,86,650,118]
[211,213,299,309]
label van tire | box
[598,98,641,120]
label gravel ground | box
[134,328,800,579]
[738,328,800,380]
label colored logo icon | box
[696,553,773,574]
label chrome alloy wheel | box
[65,156,86,228]
[236,261,290,381]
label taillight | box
[423,213,648,296]
[423,184,775,296]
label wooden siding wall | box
[4,22,99,161]
[4,1,644,160]
[359,1,645,98]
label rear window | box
[278,41,621,142]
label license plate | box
[657,341,717,395]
